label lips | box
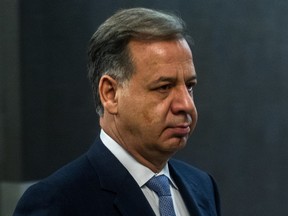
[165,115,193,137]
[166,124,191,137]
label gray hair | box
[87,7,190,116]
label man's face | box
[114,38,197,162]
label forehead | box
[128,39,195,80]
[128,38,192,62]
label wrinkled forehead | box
[128,38,193,65]
[126,39,196,83]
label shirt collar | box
[100,129,178,189]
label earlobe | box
[98,75,118,114]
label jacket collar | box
[86,138,208,216]
[169,159,220,216]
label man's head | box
[88,7,190,116]
[88,8,197,171]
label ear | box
[98,75,119,114]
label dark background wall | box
[1,0,288,215]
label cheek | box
[142,110,154,124]
[141,101,168,125]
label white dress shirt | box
[100,129,190,216]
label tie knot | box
[146,175,171,196]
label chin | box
[166,137,188,152]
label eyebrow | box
[151,75,197,84]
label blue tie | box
[146,175,176,216]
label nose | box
[171,85,197,116]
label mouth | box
[167,124,191,137]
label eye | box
[186,83,195,94]
[155,83,173,93]
[157,84,173,93]
[160,84,172,90]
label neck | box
[100,115,171,173]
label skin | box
[99,38,198,173]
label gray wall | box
[1,0,288,215]
[0,0,22,181]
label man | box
[14,8,221,216]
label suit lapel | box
[113,174,155,216]
[87,139,155,216]
[169,161,202,216]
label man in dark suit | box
[14,8,221,216]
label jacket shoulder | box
[13,154,99,215]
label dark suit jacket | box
[13,138,221,216]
